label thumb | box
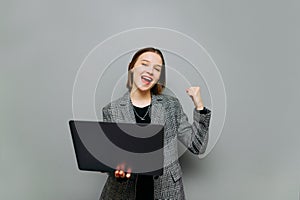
[186,88,193,96]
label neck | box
[130,89,152,107]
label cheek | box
[132,72,138,81]
[132,70,142,81]
[154,72,161,80]
[132,66,142,75]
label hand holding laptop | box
[113,163,131,179]
[115,170,131,179]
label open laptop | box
[69,120,164,176]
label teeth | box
[142,76,153,82]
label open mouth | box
[141,75,153,85]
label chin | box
[137,88,151,92]
[133,82,155,92]
[137,85,154,92]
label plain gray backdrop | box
[1,0,299,200]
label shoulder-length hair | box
[126,47,166,95]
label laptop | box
[69,120,164,176]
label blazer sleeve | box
[175,98,211,155]
[101,104,115,175]
[102,104,112,122]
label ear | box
[129,68,134,74]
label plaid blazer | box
[100,91,211,200]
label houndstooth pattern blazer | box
[99,91,211,200]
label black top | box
[133,104,151,124]
[132,104,154,200]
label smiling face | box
[130,51,163,94]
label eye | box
[154,65,162,72]
[141,63,148,66]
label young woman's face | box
[130,51,163,93]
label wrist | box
[196,105,204,110]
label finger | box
[119,170,125,178]
[187,87,200,95]
[186,88,192,95]
[126,168,132,179]
[125,172,131,179]
[186,89,194,98]
[114,170,120,178]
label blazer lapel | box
[150,94,165,125]
[118,92,136,123]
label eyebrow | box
[141,59,162,68]
[141,59,150,63]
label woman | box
[100,47,211,200]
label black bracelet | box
[197,107,208,114]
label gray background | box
[1,0,299,199]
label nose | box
[145,66,154,75]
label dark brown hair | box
[126,47,166,95]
